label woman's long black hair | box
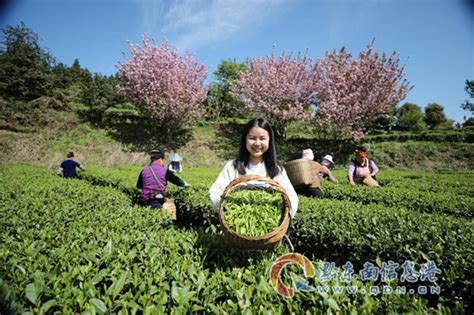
[233,118,282,178]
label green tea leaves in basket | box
[224,190,283,237]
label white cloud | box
[136,0,166,36]
[138,0,286,50]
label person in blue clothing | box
[57,152,85,178]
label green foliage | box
[0,96,74,132]
[2,164,451,313]
[42,123,119,166]
[204,60,249,119]
[463,117,474,128]
[214,60,249,83]
[396,103,427,132]
[102,104,140,125]
[0,23,54,100]
[155,166,473,308]
[29,90,69,110]
[292,197,473,304]
[80,74,127,124]
[461,79,474,115]
[436,118,454,130]
[365,129,474,143]
[70,59,93,85]
[367,107,397,133]
[424,103,448,129]
[224,190,282,236]
[0,23,96,123]
[51,60,92,90]
[78,165,142,202]
[368,141,474,171]
[322,180,473,218]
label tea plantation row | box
[80,169,474,308]
[1,164,458,313]
[80,166,473,218]
[78,165,473,308]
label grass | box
[369,141,474,171]
[0,121,147,169]
[1,107,472,172]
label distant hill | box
[1,104,473,172]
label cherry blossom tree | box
[313,42,412,140]
[117,35,208,147]
[231,49,316,138]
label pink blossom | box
[231,48,315,137]
[117,35,208,140]
[313,42,412,140]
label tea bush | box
[2,164,454,313]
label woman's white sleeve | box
[277,168,299,217]
[209,161,235,210]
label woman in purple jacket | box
[136,147,190,208]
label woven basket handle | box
[221,174,288,201]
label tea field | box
[1,163,473,314]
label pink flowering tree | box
[231,49,316,139]
[313,42,412,140]
[117,36,208,148]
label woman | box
[347,146,379,186]
[298,149,338,198]
[168,153,183,173]
[137,147,190,208]
[209,118,298,217]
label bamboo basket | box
[362,176,380,187]
[218,175,291,250]
[283,159,313,189]
[162,198,177,220]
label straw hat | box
[322,154,334,165]
[302,149,314,160]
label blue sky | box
[1,0,473,122]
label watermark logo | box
[270,253,315,298]
[270,253,441,298]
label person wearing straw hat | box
[168,153,183,173]
[209,118,298,217]
[347,146,379,186]
[318,154,337,183]
[321,154,334,168]
[298,149,337,197]
[137,147,190,208]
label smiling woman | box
[209,117,299,217]
[245,125,270,165]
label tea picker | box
[136,148,190,217]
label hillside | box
[1,108,473,172]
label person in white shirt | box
[209,118,299,217]
[168,153,183,173]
